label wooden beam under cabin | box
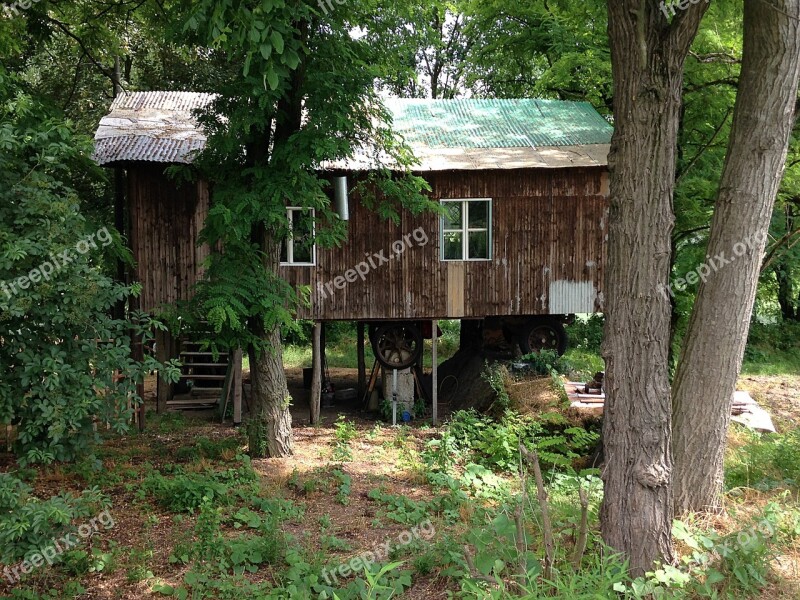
[357,321,366,401]
[310,321,322,425]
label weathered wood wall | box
[127,165,210,312]
[280,167,608,320]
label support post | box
[310,321,322,425]
[232,348,243,426]
[432,320,438,426]
[357,321,366,401]
[131,332,145,431]
[392,368,398,427]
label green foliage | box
[446,409,599,473]
[332,416,359,463]
[0,73,179,465]
[175,0,434,356]
[725,427,800,491]
[0,473,111,565]
[332,468,353,506]
[367,488,432,526]
[620,508,789,599]
[482,363,512,412]
[565,315,605,354]
[518,350,570,377]
[139,455,257,513]
[176,435,244,463]
[742,321,800,374]
[60,548,116,576]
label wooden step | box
[179,351,229,357]
[178,374,227,380]
[167,398,218,407]
[191,387,226,394]
[179,363,228,368]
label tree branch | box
[676,107,733,184]
[689,51,741,64]
[44,16,116,88]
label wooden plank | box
[357,322,366,401]
[447,262,465,317]
[432,320,438,426]
[132,165,608,321]
[310,322,322,425]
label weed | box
[332,416,358,463]
[332,469,352,505]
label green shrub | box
[446,409,599,473]
[565,314,605,353]
[518,350,569,376]
[141,471,230,512]
[725,428,800,491]
[0,473,111,565]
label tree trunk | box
[248,329,294,457]
[775,259,797,321]
[247,236,294,458]
[601,1,707,576]
[672,0,800,514]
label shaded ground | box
[1,371,799,598]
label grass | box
[281,321,461,369]
[3,370,800,598]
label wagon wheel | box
[372,323,423,369]
[519,320,568,356]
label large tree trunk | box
[601,1,707,576]
[672,0,800,514]
[247,236,295,458]
[248,327,294,457]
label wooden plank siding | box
[127,165,211,313]
[125,165,607,320]
[280,167,609,321]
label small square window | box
[281,207,315,266]
[440,199,491,261]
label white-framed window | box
[280,207,315,266]
[440,198,492,261]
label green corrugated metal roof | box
[385,98,612,148]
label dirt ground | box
[2,370,799,598]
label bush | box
[140,455,258,512]
[0,75,179,464]
[446,409,599,473]
[564,314,605,353]
[0,473,111,565]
